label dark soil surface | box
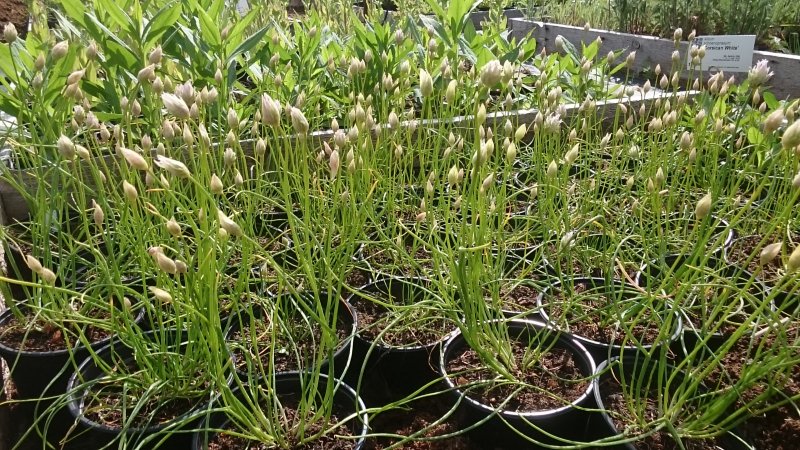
[599,373,730,449]
[83,387,204,429]
[0,0,27,41]
[362,242,437,278]
[206,402,357,450]
[353,297,450,347]
[229,305,351,373]
[545,281,664,346]
[0,309,113,352]
[446,340,588,412]
[493,282,541,313]
[369,395,476,449]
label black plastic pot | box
[0,305,144,398]
[66,329,226,450]
[439,319,597,448]
[635,255,769,359]
[225,293,357,380]
[346,276,454,404]
[192,372,369,450]
[591,357,755,449]
[536,277,682,364]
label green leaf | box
[96,0,134,35]
[193,2,221,47]
[747,126,764,146]
[762,91,778,110]
[56,0,86,27]
[226,26,269,67]
[144,2,183,48]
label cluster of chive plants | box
[1,2,800,448]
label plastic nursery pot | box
[192,371,369,450]
[66,329,227,450]
[346,276,454,404]
[635,255,770,359]
[0,304,145,398]
[225,293,357,381]
[591,357,755,450]
[536,277,682,364]
[438,319,597,448]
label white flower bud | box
[149,286,173,303]
[781,119,800,149]
[120,148,149,171]
[166,217,181,237]
[57,135,76,159]
[24,255,43,273]
[210,174,224,194]
[788,245,800,273]
[123,180,138,203]
[547,160,558,178]
[480,60,503,88]
[760,242,783,266]
[695,192,712,220]
[419,69,433,97]
[260,93,281,127]
[154,155,191,178]
[217,210,243,237]
[3,23,18,43]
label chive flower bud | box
[24,255,43,273]
[3,23,18,43]
[92,200,104,229]
[760,242,783,266]
[57,135,76,159]
[149,286,172,303]
[166,217,181,237]
[217,210,243,237]
[781,119,800,149]
[547,160,558,178]
[161,93,190,119]
[788,245,800,273]
[154,155,191,178]
[419,69,433,97]
[51,41,69,60]
[40,268,57,285]
[260,93,280,127]
[480,60,503,88]
[290,107,309,135]
[695,192,712,220]
[120,148,149,171]
[210,174,224,194]
[123,180,138,203]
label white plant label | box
[687,35,756,72]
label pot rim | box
[439,318,597,419]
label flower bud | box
[223,147,236,167]
[445,79,457,103]
[547,160,558,178]
[290,107,309,135]
[148,46,162,65]
[788,245,800,273]
[40,268,57,285]
[695,192,712,220]
[123,180,138,203]
[3,23,18,43]
[57,135,76,159]
[92,199,104,228]
[51,41,69,60]
[24,254,43,273]
[760,242,783,266]
[255,138,267,158]
[149,286,173,303]
[565,143,579,165]
[480,60,503,88]
[120,148,149,171]
[166,217,181,237]
[476,104,486,126]
[260,93,281,127]
[217,210,243,237]
[137,64,156,83]
[329,148,340,178]
[161,93,190,119]
[210,174,224,194]
[748,59,773,87]
[480,173,494,193]
[419,69,433,97]
[154,155,191,178]
[781,119,800,149]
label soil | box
[206,400,357,450]
[362,242,437,278]
[545,281,664,346]
[0,309,114,352]
[446,339,589,412]
[84,387,204,429]
[493,282,541,313]
[0,0,28,41]
[726,233,800,293]
[229,303,351,373]
[599,373,730,449]
[352,297,450,348]
[369,395,476,449]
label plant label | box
[687,35,756,72]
